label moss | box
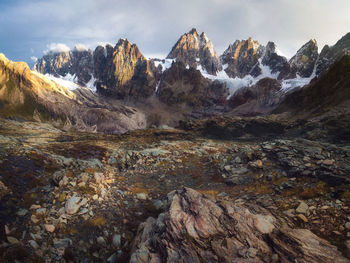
[89,216,107,227]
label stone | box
[345,222,350,230]
[112,234,121,248]
[297,214,309,223]
[97,236,106,245]
[17,209,28,216]
[296,201,309,214]
[31,214,40,224]
[29,240,39,249]
[130,188,346,263]
[65,195,83,215]
[136,193,148,200]
[7,236,19,245]
[54,238,73,248]
[44,224,55,232]
[323,159,335,165]
[249,159,263,168]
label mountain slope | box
[0,54,146,133]
[274,54,350,118]
[316,33,350,75]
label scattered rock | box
[296,201,309,214]
[112,234,121,248]
[44,224,55,233]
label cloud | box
[44,43,70,54]
[74,44,88,52]
[30,56,38,62]
[1,0,350,63]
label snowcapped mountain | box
[32,29,350,117]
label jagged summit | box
[289,39,318,78]
[316,32,350,75]
[220,38,264,78]
[166,28,222,75]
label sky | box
[1,0,350,67]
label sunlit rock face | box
[35,39,159,101]
[94,39,159,100]
[166,28,222,75]
[289,39,319,78]
[0,53,146,134]
[220,37,265,78]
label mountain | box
[274,54,350,119]
[220,39,294,80]
[316,32,350,75]
[34,47,94,85]
[220,37,264,78]
[93,39,159,100]
[166,28,222,75]
[289,39,318,78]
[0,54,146,133]
[226,77,283,116]
[261,41,295,80]
[157,61,228,108]
[34,39,159,100]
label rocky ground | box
[0,117,350,262]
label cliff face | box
[34,49,94,85]
[220,37,264,78]
[94,39,158,99]
[0,54,146,133]
[166,28,222,75]
[290,39,319,78]
[316,33,350,75]
[34,40,159,101]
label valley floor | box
[0,118,350,262]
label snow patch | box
[86,76,97,92]
[154,59,176,72]
[281,75,313,92]
[197,58,280,98]
[45,74,80,91]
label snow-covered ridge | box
[197,58,313,98]
[44,73,96,92]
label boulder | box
[130,187,348,263]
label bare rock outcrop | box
[220,37,264,78]
[130,187,348,263]
[166,28,222,75]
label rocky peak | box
[261,41,294,80]
[95,38,158,99]
[290,39,319,78]
[316,32,350,75]
[220,38,264,78]
[166,28,222,75]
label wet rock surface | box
[0,117,350,262]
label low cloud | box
[44,43,70,54]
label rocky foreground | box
[0,116,350,262]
